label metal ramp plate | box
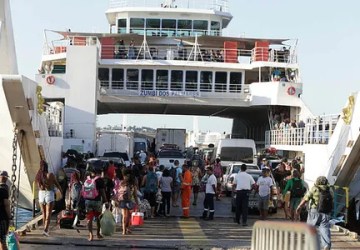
[2,77,41,182]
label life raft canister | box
[287,86,296,95]
[46,75,55,85]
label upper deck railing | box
[108,0,229,12]
[265,114,340,147]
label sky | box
[9,0,360,132]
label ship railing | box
[44,36,99,55]
[99,80,244,94]
[251,221,320,250]
[126,28,221,37]
[101,45,297,64]
[265,114,340,146]
[108,0,229,12]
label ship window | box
[185,71,198,91]
[130,18,145,35]
[200,71,212,92]
[170,70,183,91]
[161,19,176,37]
[98,68,109,88]
[126,69,139,90]
[112,68,124,89]
[215,71,227,92]
[193,20,208,36]
[229,72,242,93]
[177,20,192,36]
[117,19,127,34]
[146,19,160,36]
[141,69,154,90]
[156,70,168,90]
[211,21,220,36]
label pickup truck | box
[157,149,186,169]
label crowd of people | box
[0,150,333,250]
[29,152,225,241]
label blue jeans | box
[307,209,331,249]
[235,190,250,224]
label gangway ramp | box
[0,75,54,208]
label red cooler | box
[131,212,144,226]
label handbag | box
[55,188,63,201]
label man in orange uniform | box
[181,163,192,218]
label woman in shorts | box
[35,160,62,237]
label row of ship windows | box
[116,18,220,36]
[98,68,243,92]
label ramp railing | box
[251,221,320,250]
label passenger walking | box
[142,166,158,218]
[232,164,255,226]
[82,168,107,241]
[256,167,274,220]
[181,164,192,218]
[191,161,201,206]
[296,176,333,250]
[171,160,182,207]
[35,160,62,237]
[0,171,11,250]
[282,169,306,221]
[159,169,172,216]
[117,169,138,235]
[201,167,217,220]
[213,158,223,201]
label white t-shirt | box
[233,172,255,190]
[206,174,217,194]
[257,176,273,197]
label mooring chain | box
[10,129,18,222]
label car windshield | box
[158,150,183,158]
[231,164,258,174]
[103,152,129,161]
[220,147,254,163]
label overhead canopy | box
[48,30,290,48]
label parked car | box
[102,151,130,167]
[222,163,260,196]
[231,169,278,213]
[157,149,186,169]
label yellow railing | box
[251,221,320,250]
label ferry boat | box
[1,0,359,215]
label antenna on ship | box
[136,33,152,60]
[187,34,203,61]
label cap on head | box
[0,171,9,178]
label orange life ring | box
[46,75,55,85]
[287,86,296,95]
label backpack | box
[317,187,333,214]
[145,172,158,193]
[117,184,130,201]
[81,176,99,200]
[169,167,177,183]
[290,179,305,198]
[213,164,222,178]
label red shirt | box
[107,164,116,180]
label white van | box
[215,139,257,168]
